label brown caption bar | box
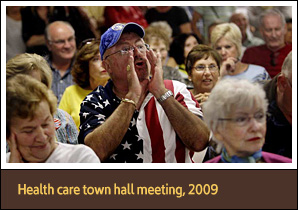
[1,170,297,209]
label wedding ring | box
[127,65,131,71]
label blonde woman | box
[211,23,270,84]
[6,53,78,146]
[6,74,100,163]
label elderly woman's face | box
[215,37,238,61]
[150,41,168,66]
[214,105,266,157]
[10,100,57,162]
[189,56,219,94]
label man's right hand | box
[126,53,149,110]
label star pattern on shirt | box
[103,99,110,107]
[135,151,144,160]
[78,81,143,163]
[130,118,136,127]
[95,113,106,120]
[92,102,103,109]
[122,141,132,150]
[85,94,93,101]
[82,112,90,119]
[136,135,143,141]
[110,154,117,160]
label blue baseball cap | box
[100,22,145,60]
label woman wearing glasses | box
[203,78,291,163]
[59,39,110,130]
[211,23,270,84]
[185,44,222,107]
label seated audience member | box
[44,21,77,104]
[144,26,183,83]
[206,21,224,46]
[169,33,202,88]
[285,18,292,45]
[203,79,291,163]
[263,51,292,158]
[6,74,100,163]
[103,6,148,30]
[48,6,99,46]
[145,6,192,37]
[78,22,210,163]
[211,23,270,83]
[83,6,106,37]
[20,6,50,56]
[247,6,292,39]
[191,6,236,44]
[6,6,26,61]
[146,21,176,67]
[185,44,221,107]
[242,9,292,78]
[59,39,110,130]
[185,44,223,162]
[229,12,265,48]
[6,53,78,146]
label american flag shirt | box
[78,80,204,163]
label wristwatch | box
[157,90,173,103]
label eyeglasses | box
[48,35,76,47]
[218,112,266,127]
[104,43,150,60]
[78,38,100,50]
[193,64,218,73]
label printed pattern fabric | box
[78,80,203,163]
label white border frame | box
[1,1,297,169]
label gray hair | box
[211,23,242,59]
[202,79,268,132]
[281,51,292,80]
[259,8,286,29]
[45,21,75,41]
[150,21,173,39]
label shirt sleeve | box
[78,91,108,144]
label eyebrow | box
[20,116,51,130]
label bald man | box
[45,21,77,104]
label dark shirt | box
[78,81,143,163]
[145,7,190,37]
[263,75,292,158]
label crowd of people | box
[5,6,293,163]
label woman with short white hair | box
[203,78,291,163]
[211,23,270,84]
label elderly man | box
[263,51,292,158]
[242,9,292,78]
[78,22,210,163]
[229,12,264,48]
[45,21,77,104]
